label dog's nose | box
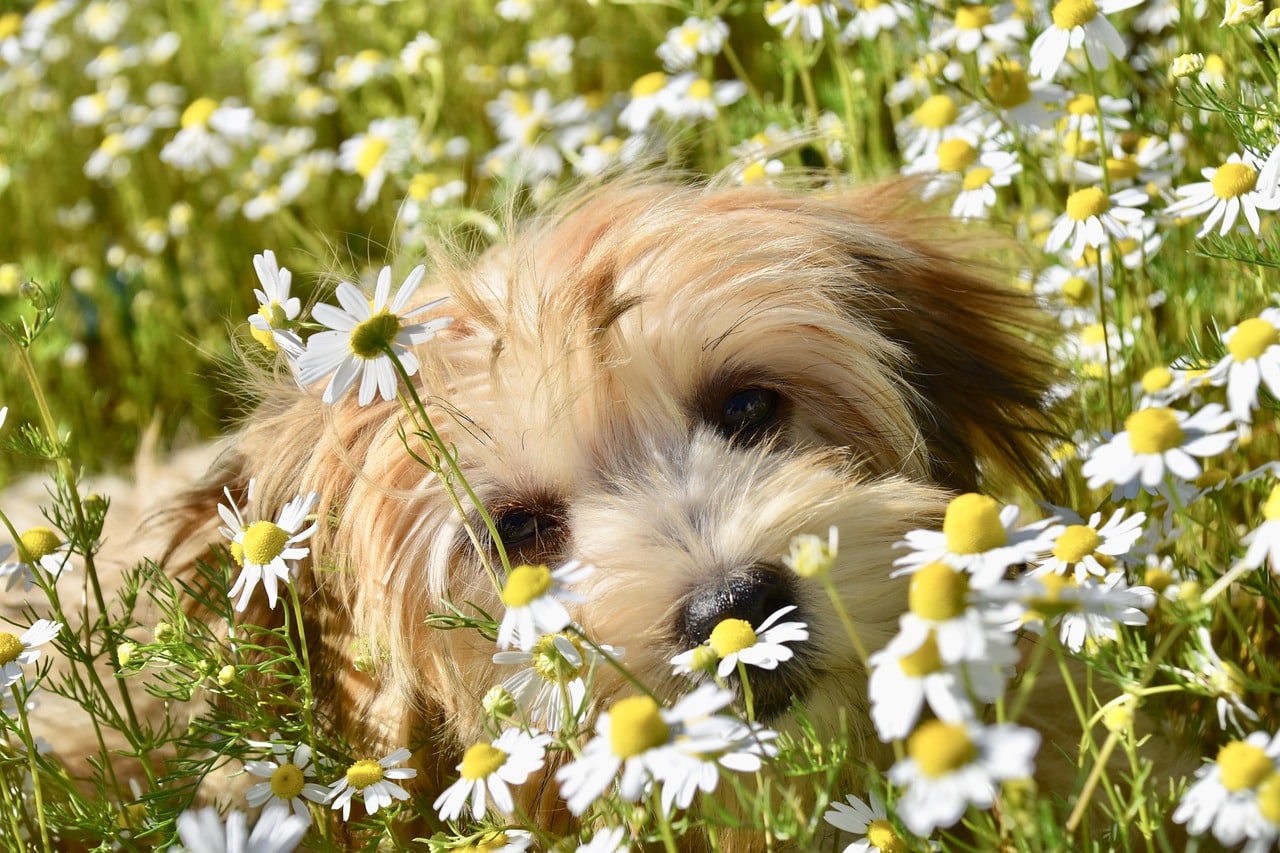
[678,565,796,647]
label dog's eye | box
[491,507,557,550]
[719,387,782,440]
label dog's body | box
[8,178,1068,840]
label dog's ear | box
[787,182,1061,493]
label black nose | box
[678,565,797,647]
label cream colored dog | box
[8,177,1063,841]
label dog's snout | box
[678,565,796,646]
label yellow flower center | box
[962,166,995,191]
[460,742,508,780]
[943,492,1007,554]
[1254,484,1280,525]
[0,632,23,666]
[1052,525,1103,563]
[501,564,553,607]
[1059,276,1093,306]
[898,630,943,677]
[1025,572,1077,619]
[241,520,289,566]
[609,695,670,758]
[348,310,403,360]
[1212,162,1258,200]
[913,94,958,130]
[1065,186,1109,221]
[270,763,306,799]
[740,161,769,185]
[908,720,977,778]
[936,138,978,173]
[0,13,20,40]
[345,758,386,790]
[955,5,992,29]
[908,561,970,622]
[1218,741,1274,792]
[866,819,906,853]
[1140,366,1173,393]
[1143,567,1174,594]
[987,59,1030,109]
[631,71,667,97]
[686,78,712,101]
[354,135,389,179]
[19,526,60,561]
[1065,93,1097,116]
[180,97,218,129]
[1052,0,1098,29]
[1105,156,1141,182]
[1258,772,1280,823]
[251,302,288,351]
[709,618,758,657]
[532,633,587,682]
[458,832,513,853]
[1228,317,1279,362]
[230,541,245,566]
[1125,407,1184,455]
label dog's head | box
[175,177,1057,802]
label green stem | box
[11,684,52,853]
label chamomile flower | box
[929,4,1025,56]
[990,571,1155,653]
[554,684,761,816]
[1166,627,1260,733]
[1033,507,1146,581]
[247,249,302,355]
[656,16,728,72]
[619,72,669,132]
[1165,152,1280,238]
[1028,0,1144,81]
[159,97,256,174]
[661,73,746,123]
[574,826,629,853]
[824,792,913,853]
[893,493,1057,588]
[782,525,839,578]
[243,738,329,825]
[670,604,808,678]
[1044,185,1148,261]
[1239,483,1280,573]
[0,526,72,591]
[496,560,593,651]
[1082,403,1236,499]
[867,626,1017,741]
[296,265,452,406]
[889,719,1040,835]
[950,149,1021,220]
[434,728,551,821]
[841,0,910,41]
[225,490,319,611]
[175,806,308,853]
[1208,308,1280,422]
[0,619,61,689]
[766,0,841,42]
[891,561,1010,665]
[491,633,621,730]
[898,94,970,164]
[336,117,415,211]
[326,747,417,820]
[1173,731,1280,847]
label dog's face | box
[188,179,1054,804]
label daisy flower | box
[159,96,256,174]
[1208,308,1280,422]
[247,249,302,356]
[492,632,622,730]
[766,0,841,42]
[244,738,330,826]
[619,72,669,133]
[175,806,308,853]
[824,792,914,853]
[867,626,1017,741]
[574,826,629,853]
[893,493,1058,588]
[1082,403,1236,500]
[295,265,452,406]
[434,728,551,821]
[890,561,1012,666]
[782,525,839,579]
[656,16,728,72]
[1166,627,1260,733]
[897,94,968,164]
[1173,731,1280,848]
[496,560,593,651]
[326,747,417,820]
[841,0,910,42]
[1043,185,1148,261]
[1164,151,1280,238]
[670,604,808,678]
[0,619,62,689]
[986,571,1155,653]
[1239,483,1280,573]
[950,150,1021,220]
[224,490,319,612]
[0,526,72,592]
[1028,0,1144,81]
[336,117,416,212]
[929,4,1025,56]
[889,719,1040,836]
[660,73,746,123]
[1032,507,1145,581]
[554,684,767,816]
[979,58,1065,131]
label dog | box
[8,176,1064,844]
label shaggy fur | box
[12,178,1066,842]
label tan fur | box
[11,178,1065,842]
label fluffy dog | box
[13,177,1063,840]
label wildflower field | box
[5,0,1280,850]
